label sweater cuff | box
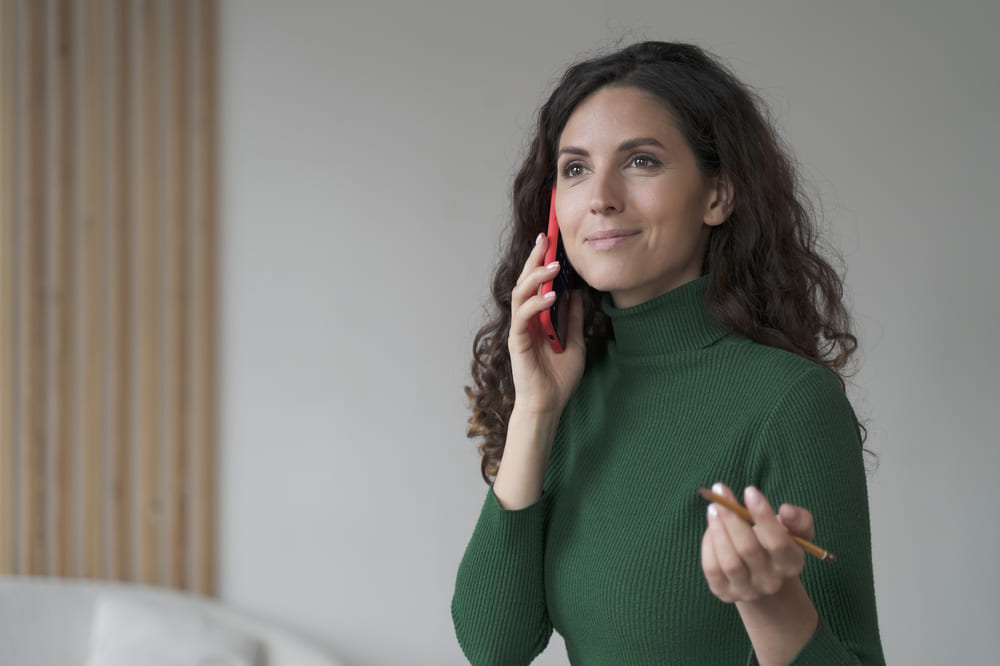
[452,486,551,663]
[461,485,547,565]
[486,484,546,513]
[789,616,851,664]
[744,616,848,666]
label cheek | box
[645,194,711,239]
[554,200,585,243]
[553,192,576,221]
[641,189,696,220]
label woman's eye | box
[629,155,658,168]
[562,163,586,178]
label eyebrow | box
[558,137,666,157]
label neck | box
[602,276,727,356]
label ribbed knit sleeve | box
[451,487,553,665]
[748,365,886,665]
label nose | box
[589,169,623,215]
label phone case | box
[538,189,569,353]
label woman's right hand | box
[507,233,586,417]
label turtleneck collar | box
[602,276,728,357]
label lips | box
[585,229,639,250]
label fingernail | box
[543,291,556,300]
[708,504,718,519]
[782,506,797,522]
[536,233,545,245]
[744,486,761,507]
[711,482,724,495]
[546,261,560,270]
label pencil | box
[698,487,836,564]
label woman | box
[452,42,884,665]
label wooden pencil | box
[698,487,836,564]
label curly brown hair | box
[467,42,860,483]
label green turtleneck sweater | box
[452,277,884,665]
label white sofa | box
[0,576,344,666]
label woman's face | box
[555,85,730,308]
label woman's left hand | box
[700,483,814,603]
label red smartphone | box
[537,189,576,353]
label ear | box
[703,175,734,227]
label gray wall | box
[218,1,999,664]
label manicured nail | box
[546,261,560,270]
[708,504,718,518]
[536,233,546,245]
[712,482,724,495]
[744,486,762,507]
[543,291,556,300]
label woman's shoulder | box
[715,333,844,396]
[718,337,862,451]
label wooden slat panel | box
[196,0,219,597]
[169,0,191,591]
[81,0,107,580]
[0,0,16,576]
[3,0,217,589]
[22,0,47,578]
[138,0,163,586]
[50,0,76,579]
[110,0,133,583]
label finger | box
[701,527,730,601]
[715,496,772,586]
[710,482,738,502]
[514,233,549,287]
[511,260,561,310]
[743,486,784,540]
[778,503,815,542]
[743,486,802,578]
[708,482,754,551]
[510,288,559,346]
[516,287,557,319]
[710,482,766,553]
[706,503,754,599]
